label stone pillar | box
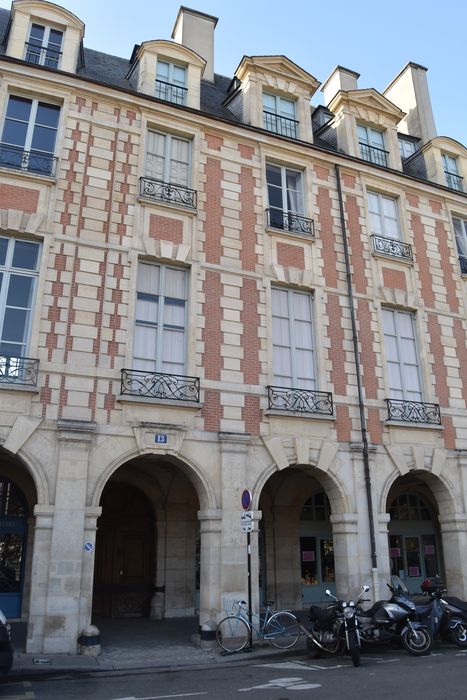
[78,506,101,634]
[375,513,391,602]
[26,505,54,653]
[42,419,96,654]
[330,512,360,598]
[438,513,467,598]
[150,519,165,620]
[197,508,222,626]
[218,433,259,613]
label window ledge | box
[371,249,414,265]
[264,409,335,421]
[265,225,316,242]
[137,195,198,216]
[385,420,443,430]
[0,383,40,393]
[0,165,56,185]
[118,394,203,409]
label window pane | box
[136,295,158,324]
[12,240,39,270]
[156,61,169,80]
[31,125,57,153]
[134,325,157,359]
[273,317,290,345]
[2,121,28,147]
[266,164,282,187]
[138,263,160,294]
[263,93,275,111]
[30,24,45,41]
[2,308,28,343]
[164,268,186,299]
[6,275,34,308]
[36,103,60,128]
[163,299,185,327]
[6,96,32,122]
[0,239,8,266]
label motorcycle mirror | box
[325,589,331,596]
[363,585,370,593]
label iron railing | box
[371,234,413,261]
[460,255,467,275]
[139,176,197,209]
[386,398,441,425]
[267,385,333,415]
[121,368,200,402]
[445,171,464,192]
[263,110,299,139]
[266,208,315,237]
[155,79,187,106]
[24,42,61,69]
[0,356,39,386]
[359,142,389,168]
[0,144,57,176]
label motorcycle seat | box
[360,601,386,618]
[444,596,467,612]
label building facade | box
[0,0,466,654]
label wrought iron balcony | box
[460,255,467,274]
[139,176,197,209]
[25,42,61,69]
[267,385,333,415]
[445,171,464,192]
[0,355,39,387]
[266,208,315,237]
[371,234,413,261]
[359,142,389,168]
[386,398,441,425]
[121,368,200,402]
[155,79,187,106]
[0,144,57,176]
[263,110,299,139]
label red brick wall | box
[411,213,435,307]
[357,300,378,400]
[149,214,183,244]
[202,390,221,432]
[276,242,305,269]
[0,184,39,213]
[326,293,348,394]
[382,267,406,290]
[346,194,367,295]
[204,157,223,264]
[239,166,257,271]
[240,277,261,384]
[336,404,352,442]
[242,394,261,436]
[317,187,338,288]
[427,313,449,406]
[202,270,222,381]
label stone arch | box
[378,466,461,519]
[0,444,49,506]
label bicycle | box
[216,600,300,653]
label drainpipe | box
[334,164,378,573]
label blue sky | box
[1,0,466,146]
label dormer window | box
[263,93,298,139]
[155,60,187,106]
[357,125,389,167]
[442,154,463,192]
[398,137,418,160]
[24,23,63,70]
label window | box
[155,61,187,105]
[263,93,298,139]
[266,163,304,230]
[0,95,60,175]
[382,308,422,402]
[452,217,467,274]
[0,237,40,359]
[272,287,315,389]
[357,125,388,167]
[398,138,417,159]
[145,130,191,187]
[367,192,401,240]
[133,262,188,375]
[24,23,63,69]
[443,154,463,191]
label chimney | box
[321,66,360,107]
[172,6,218,82]
[383,62,436,144]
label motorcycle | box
[418,576,467,648]
[356,576,432,656]
[306,586,368,667]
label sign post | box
[241,490,253,649]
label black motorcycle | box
[306,586,368,667]
[418,576,467,648]
[356,577,432,656]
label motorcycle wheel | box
[401,627,432,656]
[449,624,467,648]
[347,629,361,667]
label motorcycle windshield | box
[391,575,409,594]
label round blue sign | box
[241,489,252,510]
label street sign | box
[241,510,254,521]
[241,521,254,532]
[241,489,252,510]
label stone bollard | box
[198,620,217,648]
[78,624,101,656]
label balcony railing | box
[359,142,389,168]
[0,144,57,176]
[25,42,61,69]
[0,355,39,386]
[139,176,197,209]
[121,368,200,402]
[266,208,315,237]
[267,385,333,415]
[155,79,187,106]
[263,110,299,139]
[445,171,464,192]
[460,255,467,274]
[371,234,413,261]
[386,398,441,425]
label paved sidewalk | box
[8,616,308,680]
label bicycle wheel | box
[216,616,250,653]
[265,611,300,649]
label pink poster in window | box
[390,548,401,557]
[424,545,435,555]
[302,551,315,562]
[408,566,420,577]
